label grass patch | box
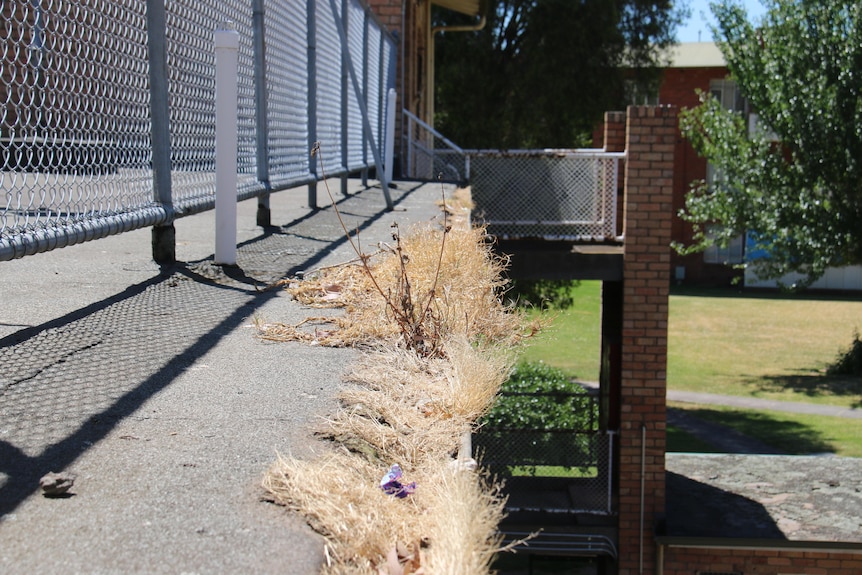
[520,283,862,405]
[669,288,862,407]
[666,425,723,453]
[669,402,862,457]
[508,465,597,478]
[519,282,862,456]
[516,280,602,382]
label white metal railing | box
[402,110,626,242]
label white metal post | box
[214,23,239,266]
[384,88,397,185]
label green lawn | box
[669,288,862,407]
[519,281,862,455]
[669,402,862,457]
[518,280,602,382]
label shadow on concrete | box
[0,182,425,517]
[663,471,786,539]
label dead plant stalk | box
[312,142,449,357]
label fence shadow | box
[0,183,425,517]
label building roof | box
[666,42,727,68]
[664,454,862,546]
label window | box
[703,225,745,265]
[625,79,660,106]
[704,78,748,266]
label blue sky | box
[676,0,768,43]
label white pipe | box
[384,88,397,185]
[214,23,239,266]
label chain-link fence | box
[401,113,625,241]
[469,150,625,241]
[0,0,396,261]
[474,388,615,515]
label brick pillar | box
[604,111,626,237]
[617,105,676,575]
[603,111,626,152]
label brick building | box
[639,42,862,290]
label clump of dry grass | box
[262,449,506,575]
[258,223,528,352]
[261,185,532,574]
[327,337,514,467]
[263,336,515,573]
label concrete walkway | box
[0,179,447,574]
[668,389,862,419]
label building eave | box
[432,0,482,17]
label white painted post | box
[214,23,239,266]
[384,88,397,185]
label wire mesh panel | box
[314,0,345,176]
[164,1,260,211]
[264,2,311,188]
[0,0,396,261]
[469,150,624,241]
[474,388,615,515]
[0,1,158,258]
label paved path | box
[668,389,862,419]
[0,179,447,574]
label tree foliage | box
[678,1,862,287]
[433,0,685,149]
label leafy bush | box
[481,361,596,430]
[476,362,599,476]
[828,331,862,377]
[506,279,579,310]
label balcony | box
[403,109,626,282]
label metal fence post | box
[214,23,240,266]
[252,0,271,227]
[146,0,175,263]
[307,0,318,209]
[340,0,349,196]
[384,88,396,185]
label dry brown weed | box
[261,184,531,574]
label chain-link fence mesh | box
[469,151,624,241]
[402,111,624,240]
[474,389,615,515]
[0,0,395,261]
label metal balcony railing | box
[473,388,616,516]
[402,110,625,242]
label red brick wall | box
[366,0,401,32]
[596,68,744,286]
[663,546,862,575]
[617,105,676,575]
[661,66,741,287]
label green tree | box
[678,1,862,287]
[433,0,685,149]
